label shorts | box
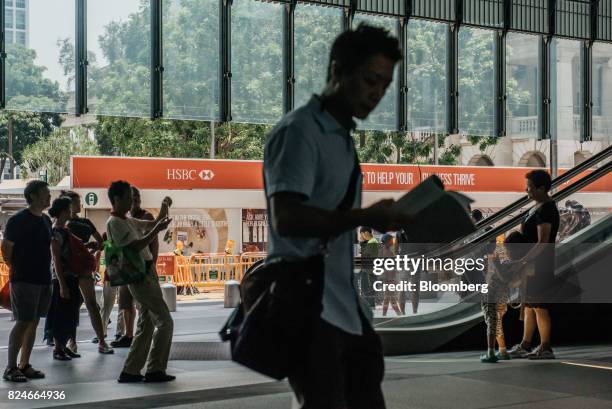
[10,282,52,321]
[118,285,134,310]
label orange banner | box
[71,156,611,193]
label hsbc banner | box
[71,156,612,193]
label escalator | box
[371,146,612,355]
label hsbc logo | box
[167,168,215,181]
[199,169,215,181]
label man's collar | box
[308,95,356,134]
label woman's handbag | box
[103,240,147,287]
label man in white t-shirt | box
[105,180,174,383]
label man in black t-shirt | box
[2,181,52,382]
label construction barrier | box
[169,252,266,288]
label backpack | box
[61,228,97,278]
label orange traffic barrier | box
[163,252,266,288]
[0,263,9,288]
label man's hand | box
[362,199,412,232]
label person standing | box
[358,227,379,309]
[47,197,82,361]
[264,24,405,409]
[2,181,53,382]
[106,181,174,383]
[109,186,155,349]
[508,170,560,360]
[51,190,113,354]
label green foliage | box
[21,128,100,185]
[1,43,65,176]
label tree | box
[21,128,99,186]
[0,43,65,178]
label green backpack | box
[103,239,147,287]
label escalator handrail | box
[474,146,612,233]
[427,160,612,260]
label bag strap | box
[337,148,361,212]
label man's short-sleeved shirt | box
[263,95,364,335]
[4,208,53,285]
[106,215,153,261]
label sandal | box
[98,344,114,354]
[63,348,81,359]
[20,364,45,379]
[3,367,27,382]
[53,350,72,361]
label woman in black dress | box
[508,170,559,360]
[48,197,81,360]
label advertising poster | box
[242,209,268,253]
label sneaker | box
[111,336,133,348]
[91,337,99,344]
[114,334,123,342]
[508,344,531,359]
[527,346,555,360]
[144,371,176,383]
[496,351,511,360]
[117,372,143,383]
[480,353,499,363]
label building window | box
[15,31,26,45]
[5,29,14,43]
[5,9,13,28]
[16,9,25,30]
[16,0,26,8]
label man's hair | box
[24,180,49,205]
[131,186,140,196]
[108,180,131,205]
[359,226,373,234]
[327,23,402,82]
[471,209,483,222]
[525,169,552,192]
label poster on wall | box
[242,209,268,253]
[148,208,231,255]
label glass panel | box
[15,31,25,46]
[353,14,399,131]
[458,27,495,137]
[87,0,150,116]
[406,19,447,133]
[232,0,283,124]
[5,8,13,28]
[551,38,582,141]
[506,32,539,140]
[163,0,219,120]
[591,43,612,146]
[16,0,26,8]
[294,3,342,109]
[15,8,25,29]
[6,0,73,113]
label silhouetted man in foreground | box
[264,24,405,409]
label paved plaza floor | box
[0,302,611,409]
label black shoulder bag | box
[219,151,361,380]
